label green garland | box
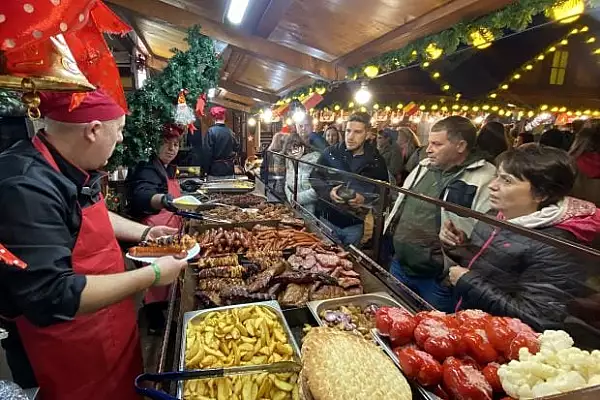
[280,0,598,104]
[108,26,222,169]
[348,0,599,77]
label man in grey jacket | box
[384,116,496,312]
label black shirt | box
[0,134,104,326]
[127,157,176,220]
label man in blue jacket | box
[310,112,388,245]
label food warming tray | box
[306,291,405,326]
[177,300,301,399]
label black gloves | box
[161,194,178,212]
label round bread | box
[302,328,412,400]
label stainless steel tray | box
[371,329,440,400]
[178,301,301,398]
[306,291,406,327]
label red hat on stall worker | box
[38,90,126,123]
[210,106,226,120]
[162,123,185,140]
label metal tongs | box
[175,210,232,224]
[135,361,302,400]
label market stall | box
[140,155,600,400]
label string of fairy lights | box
[246,0,599,128]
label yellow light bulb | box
[581,26,589,32]
[540,104,549,111]
[373,104,380,110]
[360,106,367,112]
[584,109,591,115]
[593,48,600,55]
[455,93,462,99]
[537,55,545,61]
[452,104,460,110]
[489,93,497,98]
[560,39,568,46]
[492,106,499,111]
[419,105,426,111]
[423,61,430,68]
[469,28,495,49]
[551,106,559,112]
[513,74,521,80]
[431,104,439,110]
[482,105,490,110]
[462,105,469,111]
[349,102,354,108]
[576,111,582,116]
[586,37,596,43]
[442,84,450,90]
[570,28,579,34]
[364,65,380,78]
[472,106,480,112]
[441,106,448,111]
[548,46,557,52]
[525,64,533,70]
[397,103,404,109]
[334,105,341,111]
[559,106,567,112]
[432,72,440,78]
[499,109,505,116]
[528,111,535,117]
[593,111,600,117]
[385,106,391,112]
[567,111,573,116]
[501,84,509,90]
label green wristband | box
[150,262,161,286]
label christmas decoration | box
[468,28,495,49]
[0,0,129,110]
[363,65,379,78]
[195,93,207,117]
[108,26,221,169]
[173,88,196,133]
[344,0,598,78]
[546,0,585,23]
[425,43,443,59]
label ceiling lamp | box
[227,0,250,24]
[547,0,585,24]
[469,28,495,50]
[292,109,306,123]
[354,83,372,105]
[363,65,379,78]
[247,117,257,127]
[261,108,273,123]
[425,43,443,60]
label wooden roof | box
[107,0,513,110]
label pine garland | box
[108,26,222,169]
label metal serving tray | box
[371,330,440,400]
[177,301,301,399]
[306,292,406,327]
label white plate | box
[126,243,200,263]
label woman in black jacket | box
[126,124,184,334]
[441,146,600,343]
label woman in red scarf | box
[127,124,184,334]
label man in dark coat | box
[310,112,388,245]
[203,106,238,176]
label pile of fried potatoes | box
[183,305,299,400]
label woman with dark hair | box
[570,126,600,207]
[283,133,320,213]
[324,125,341,146]
[441,146,600,341]
[539,128,571,150]
[127,123,185,334]
[476,121,509,162]
[398,127,423,176]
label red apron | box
[15,136,142,400]
[141,165,182,303]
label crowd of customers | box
[261,113,600,343]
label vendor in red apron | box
[127,123,184,334]
[0,90,187,400]
[203,106,239,176]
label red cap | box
[39,90,126,123]
[210,106,226,120]
[163,124,184,140]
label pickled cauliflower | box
[498,330,600,399]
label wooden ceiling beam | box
[276,76,315,97]
[219,81,279,103]
[107,0,345,81]
[337,0,513,67]
[254,0,294,38]
[212,97,251,113]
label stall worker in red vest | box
[0,90,187,400]
[127,123,185,334]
